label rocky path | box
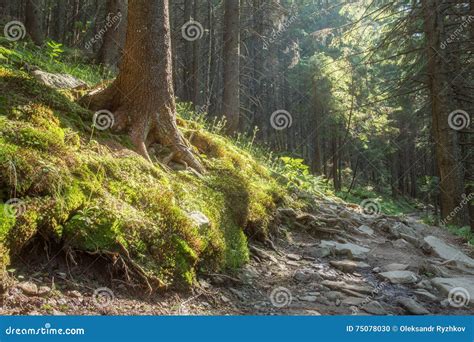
[2,200,474,315]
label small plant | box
[45,40,64,61]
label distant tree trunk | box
[422,0,468,225]
[52,0,66,42]
[25,0,44,45]
[98,0,127,70]
[222,0,240,133]
[182,0,194,103]
[81,0,203,172]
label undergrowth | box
[0,41,329,289]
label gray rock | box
[306,246,331,259]
[381,263,409,272]
[325,291,345,301]
[298,295,318,302]
[379,270,418,284]
[320,240,370,260]
[397,297,430,315]
[321,280,373,295]
[356,225,374,236]
[431,277,474,306]
[413,289,438,301]
[392,239,410,249]
[362,301,387,315]
[18,282,38,296]
[423,236,474,267]
[330,260,371,272]
[287,253,302,261]
[29,67,87,89]
[294,269,323,283]
[342,296,366,306]
[187,211,210,230]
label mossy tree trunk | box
[82,0,203,172]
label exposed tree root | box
[79,87,205,174]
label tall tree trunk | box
[422,0,467,225]
[25,0,44,45]
[81,0,203,173]
[222,0,240,133]
[182,0,194,103]
[52,0,66,42]
[98,0,127,70]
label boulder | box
[379,270,418,284]
[397,297,430,315]
[423,236,474,267]
[18,282,38,296]
[28,66,87,89]
[361,301,387,315]
[356,225,374,236]
[320,240,369,260]
[330,260,371,273]
[431,277,474,306]
[381,263,409,272]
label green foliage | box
[0,48,309,288]
[45,40,64,61]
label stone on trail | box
[355,225,374,236]
[319,240,369,260]
[342,296,366,306]
[329,260,371,273]
[397,297,430,315]
[379,270,418,284]
[18,282,38,296]
[298,295,318,302]
[423,236,474,268]
[431,277,474,306]
[381,263,409,272]
[286,253,302,261]
[413,289,438,301]
[361,301,387,315]
[306,246,331,259]
[321,280,373,295]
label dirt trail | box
[2,199,474,315]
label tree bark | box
[81,0,203,173]
[222,0,240,133]
[25,0,44,45]
[422,0,468,225]
[98,0,127,70]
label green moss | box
[0,51,296,288]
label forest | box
[0,0,473,316]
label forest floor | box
[2,197,473,316]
